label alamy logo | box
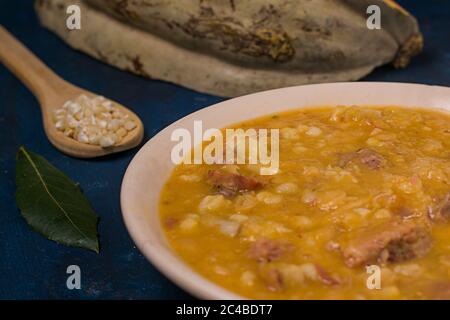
[66,5,81,30]
[66,265,81,290]
[366,265,381,289]
[367,5,381,29]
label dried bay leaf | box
[15,147,99,252]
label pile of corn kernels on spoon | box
[52,95,137,147]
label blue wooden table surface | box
[0,0,449,299]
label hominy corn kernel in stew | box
[159,106,450,300]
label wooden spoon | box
[0,25,144,158]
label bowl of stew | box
[121,82,450,299]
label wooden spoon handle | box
[0,25,66,102]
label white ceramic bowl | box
[120,82,450,299]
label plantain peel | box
[35,0,423,97]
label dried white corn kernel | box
[84,107,93,118]
[67,102,81,115]
[107,119,122,131]
[100,112,112,120]
[99,134,117,147]
[93,105,106,115]
[112,111,121,118]
[76,131,89,144]
[124,120,137,131]
[88,134,100,145]
[116,127,128,139]
[55,120,65,131]
[98,119,107,129]
[54,108,66,116]
[74,111,84,121]
[66,115,78,129]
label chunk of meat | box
[207,169,264,197]
[341,221,432,267]
[247,238,291,263]
[339,148,386,169]
[429,192,450,222]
